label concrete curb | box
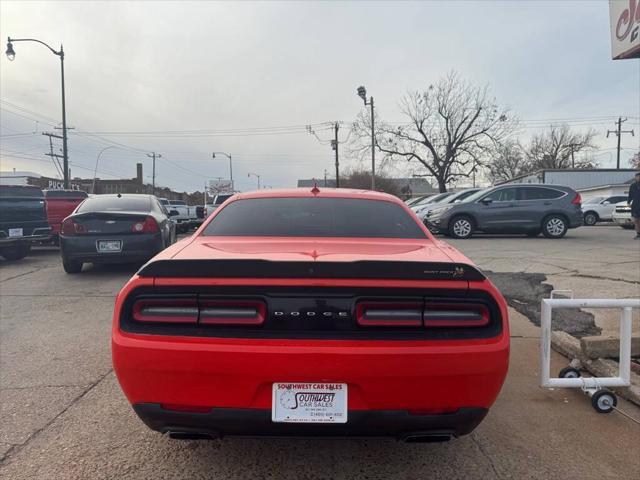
[550,331,640,406]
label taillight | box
[571,193,582,205]
[130,297,266,326]
[423,303,489,327]
[61,218,87,235]
[355,301,489,328]
[132,216,159,233]
[199,300,266,325]
[132,298,198,323]
[356,302,423,327]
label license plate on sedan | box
[96,239,122,253]
[272,383,347,423]
[8,228,23,237]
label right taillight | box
[61,218,87,235]
[423,303,489,328]
[571,193,582,205]
[356,302,423,327]
[355,301,489,328]
[132,217,159,233]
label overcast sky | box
[1,0,638,193]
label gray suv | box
[425,184,583,239]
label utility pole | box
[567,143,578,168]
[147,152,161,195]
[332,122,340,187]
[42,132,64,179]
[607,117,635,169]
[356,86,375,190]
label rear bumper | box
[133,403,487,440]
[60,233,164,263]
[113,333,509,438]
[0,233,52,245]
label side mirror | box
[480,198,493,205]
[169,209,180,216]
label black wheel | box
[542,215,568,239]
[62,258,83,274]
[621,225,634,230]
[558,367,581,379]
[0,244,31,261]
[526,229,541,237]
[448,215,474,239]
[591,390,617,414]
[583,212,598,226]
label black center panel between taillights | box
[120,286,503,340]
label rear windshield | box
[202,197,426,238]
[214,194,233,204]
[77,196,150,213]
[44,190,88,199]
[0,186,44,197]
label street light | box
[6,37,70,188]
[212,152,234,191]
[248,172,261,190]
[356,85,375,190]
[92,146,117,194]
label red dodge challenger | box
[112,188,509,442]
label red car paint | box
[43,190,88,237]
[112,188,509,440]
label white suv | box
[612,201,634,229]
[581,195,628,226]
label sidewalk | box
[475,308,640,479]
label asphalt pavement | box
[1,225,639,479]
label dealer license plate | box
[8,228,23,237]
[96,240,122,253]
[272,382,347,423]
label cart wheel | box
[591,390,617,414]
[558,367,581,379]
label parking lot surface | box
[1,226,639,479]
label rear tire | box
[621,224,634,230]
[62,258,83,273]
[448,215,474,239]
[542,215,568,239]
[583,212,598,226]
[0,244,31,261]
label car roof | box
[233,187,404,204]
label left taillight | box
[199,300,266,325]
[131,217,159,233]
[61,218,87,235]
[132,298,198,324]
[130,297,267,326]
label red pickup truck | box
[44,190,88,241]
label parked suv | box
[581,195,628,226]
[425,184,582,239]
[0,185,51,260]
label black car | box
[425,184,583,239]
[0,185,52,260]
[60,194,178,273]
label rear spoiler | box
[137,259,486,281]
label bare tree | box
[525,124,598,170]
[630,150,640,169]
[351,72,517,192]
[487,140,530,183]
[340,168,402,197]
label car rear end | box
[0,185,51,259]
[43,189,88,239]
[112,191,509,441]
[60,195,165,269]
[612,202,633,228]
